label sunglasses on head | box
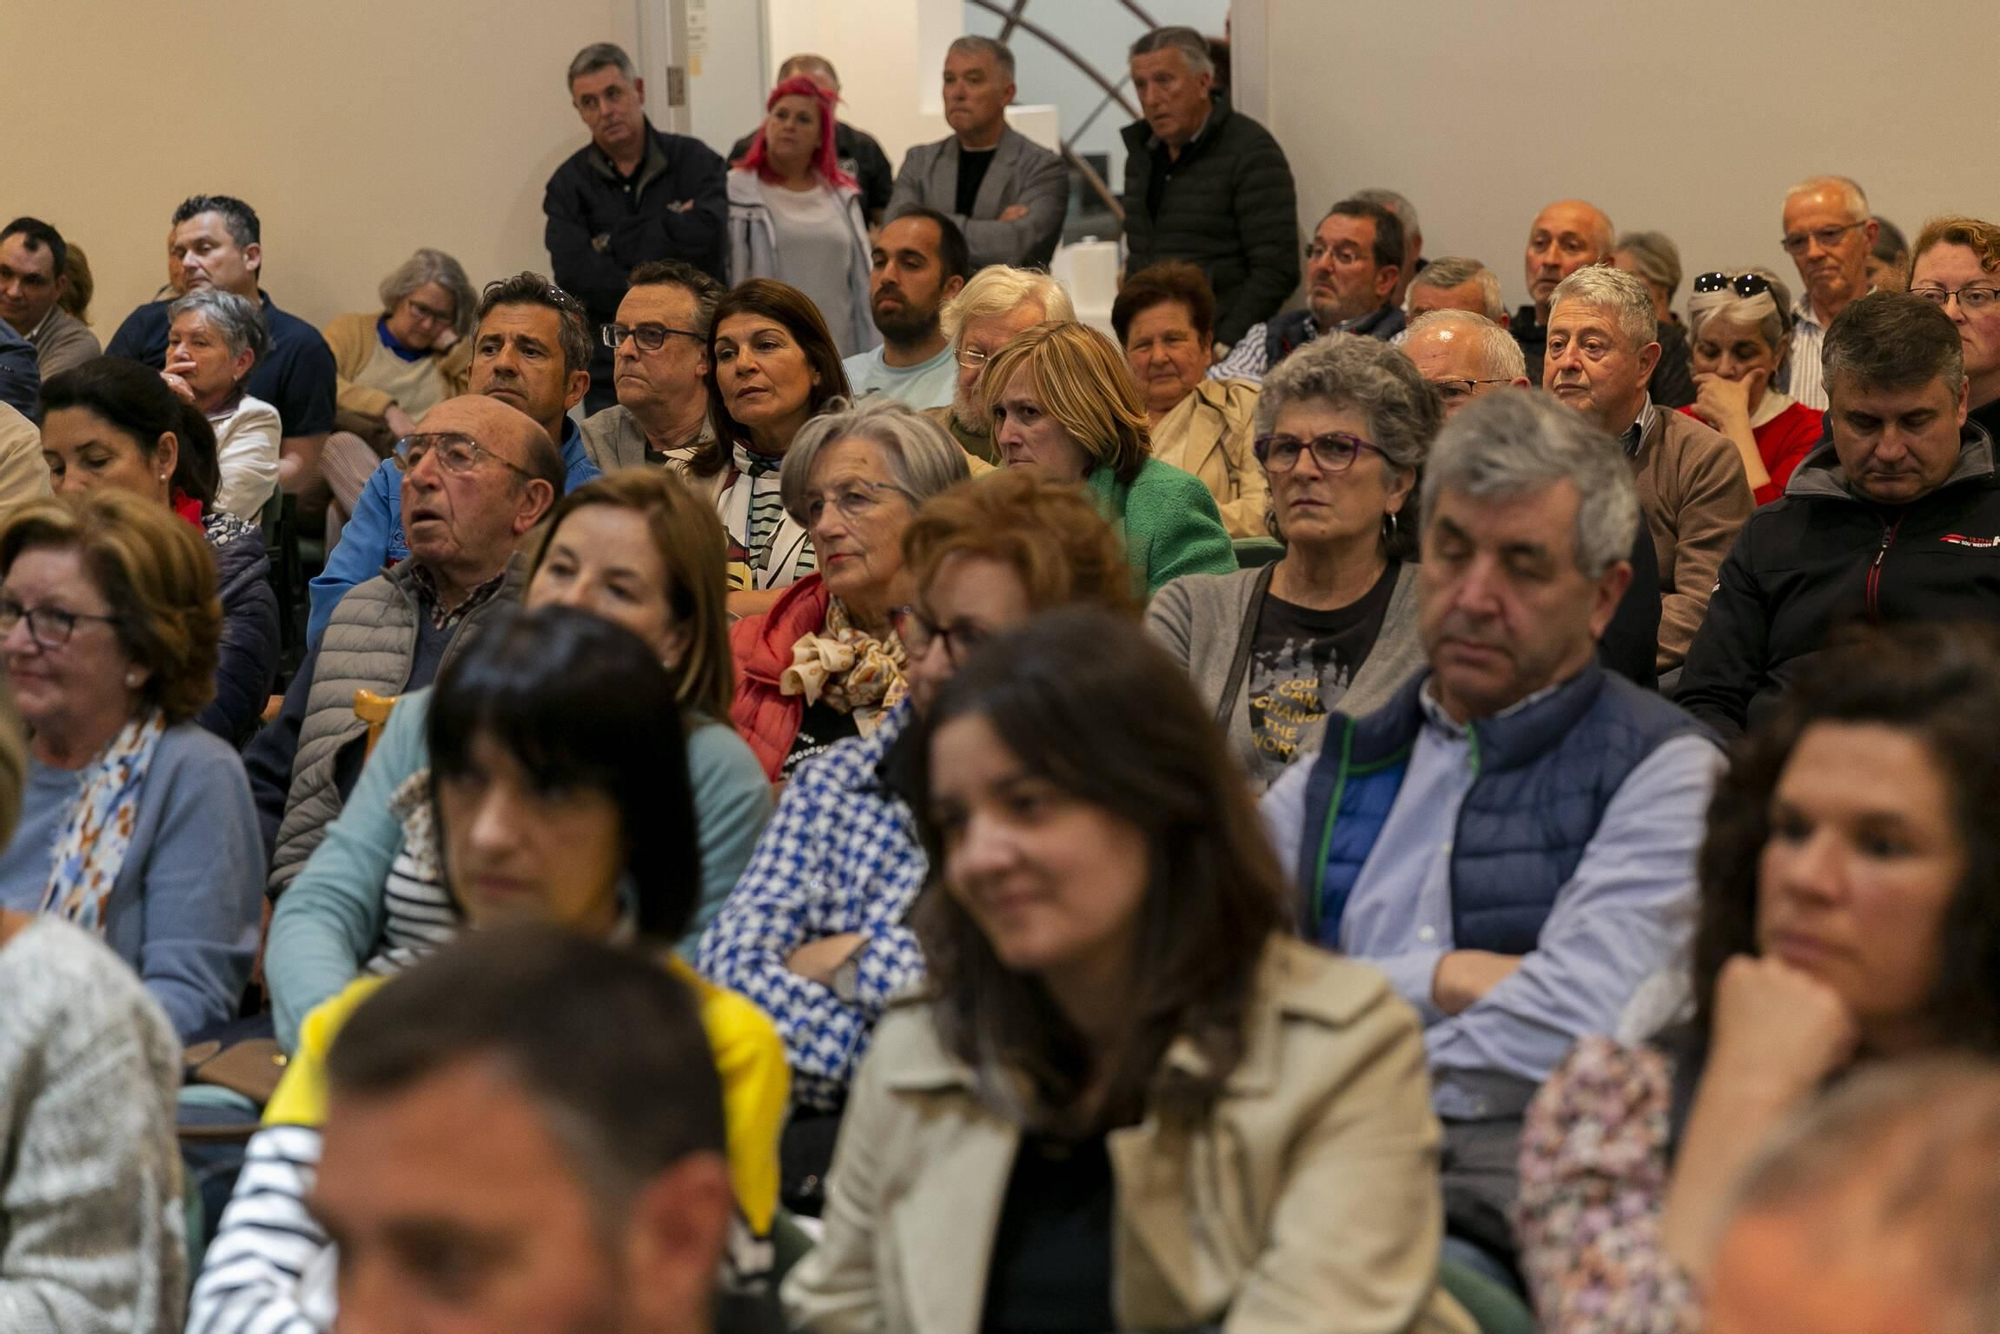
[1693,272,1773,299]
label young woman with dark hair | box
[1518,622,2000,1332]
[783,607,1470,1334]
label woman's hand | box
[160,371,197,405]
[1692,370,1763,430]
[384,404,420,441]
[1705,953,1858,1106]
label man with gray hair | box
[1354,187,1423,309]
[1679,292,2000,741]
[886,36,1068,270]
[1706,1058,2000,1334]
[1544,265,1749,677]
[1208,196,1406,382]
[730,55,895,224]
[1123,26,1298,352]
[1781,174,1879,410]
[1263,387,1718,1281]
[1407,257,1508,327]
[545,42,727,413]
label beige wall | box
[1240,0,2000,316]
[0,0,642,339]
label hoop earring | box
[1382,510,1400,541]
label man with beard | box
[922,265,1074,464]
[841,209,969,410]
[1209,196,1406,383]
[1263,388,1717,1282]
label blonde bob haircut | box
[529,468,734,722]
[939,266,1076,347]
[0,489,221,726]
[980,321,1151,485]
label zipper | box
[1865,513,1905,622]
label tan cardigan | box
[320,311,473,421]
[0,402,51,517]
[1633,406,1752,674]
[1149,377,1270,539]
[783,936,1474,1334]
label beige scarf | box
[779,598,908,734]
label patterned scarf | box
[779,598,908,730]
[721,443,817,592]
[40,710,168,935]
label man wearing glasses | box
[249,393,564,895]
[1909,215,2000,442]
[582,260,723,472]
[1780,175,1879,410]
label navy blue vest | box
[1294,665,1706,955]
[1263,309,1318,368]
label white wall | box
[1245,0,2000,315]
[758,0,963,168]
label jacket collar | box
[1783,423,1995,502]
[586,121,667,189]
[738,573,831,684]
[1346,661,1607,773]
[1121,96,1233,154]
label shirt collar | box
[1617,395,1658,457]
[1793,284,1878,333]
[21,308,52,342]
[1418,674,1567,739]
[407,562,509,632]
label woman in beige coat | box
[1114,262,1270,539]
[782,609,1469,1334]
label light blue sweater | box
[0,723,263,1041]
[264,688,773,1051]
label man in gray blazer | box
[887,36,1069,271]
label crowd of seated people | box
[11,20,2000,1334]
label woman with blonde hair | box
[983,320,1235,596]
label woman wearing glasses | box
[37,357,280,747]
[1149,334,1436,793]
[320,248,476,449]
[1679,269,1824,506]
[701,466,1140,1216]
[1112,261,1271,539]
[983,320,1235,597]
[0,487,263,1040]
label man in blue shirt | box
[308,273,601,644]
[105,194,336,493]
[1263,388,1720,1281]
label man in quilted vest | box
[1262,389,1720,1283]
[245,395,561,893]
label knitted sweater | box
[0,917,185,1334]
[1083,456,1238,598]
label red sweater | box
[729,575,831,781]
[1679,400,1824,505]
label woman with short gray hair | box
[1681,267,1824,504]
[163,288,280,520]
[732,399,970,779]
[1149,333,1440,791]
[320,247,476,447]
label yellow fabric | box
[264,957,788,1235]
[320,311,473,422]
[1147,377,1270,540]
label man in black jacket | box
[545,43,727,413]
[1678,293,2000,739]
[1121,26,1297,353]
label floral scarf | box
[779,598,908,733]
[41,710,168,935]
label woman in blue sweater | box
[264,468,773,1050]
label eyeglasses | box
[601,322,705,352]
[1428,377,1513,406]
[801,479,911,526]
[956,345,993,371]
[1693,271,1775,299]
[890,605,989,664]
[1779,222,1866,257]
[1253,431,1383,473]
[1911,285,2000,313]
[404,297,456,327]
[0,595,119,649]
[1304,241,1367,265]
[391,432,534,481]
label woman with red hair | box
[729,76,879,358]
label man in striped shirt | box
[1781,175,1879,411]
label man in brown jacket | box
[1543,266,1750,677]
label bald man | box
[246,394,565,891]
[1781,175,1879,409]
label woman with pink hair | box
[729,76,879,357]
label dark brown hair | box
[1822,290,1964,400]
[912,607,1288,1130]
[1110,261,1216,347]
[901,468,1141,621]
[690,279,850,478]
[1691,623,2000,1054]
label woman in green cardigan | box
[982,320,1235,597]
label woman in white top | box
[161,288,280,521]
[727,76,877,358]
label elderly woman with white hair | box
[730,397,971,781]
[1148,333,1437,792]
[161,288,280,521]
[923,264,1075,463]
[321,248,477,446]
[1680,268,1825,506]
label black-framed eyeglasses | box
[890,605,989,664]
[391,432,534,481]
[0,595,119,649]
[1779,222,1866,257]
[1253,431,1384,473]
[601,322,705,352]
[1429,377,1514,405]
[1911,285,2000,313]
[1693,271,1775,299]
[801,479,912,526]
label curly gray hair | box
[1547,266,1657,354]
[1253,332,1440,478]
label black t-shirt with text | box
[1245,560,1399,785]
